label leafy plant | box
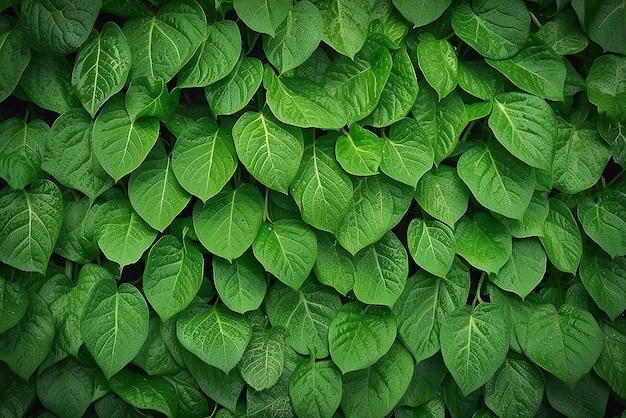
[0,0,625,417]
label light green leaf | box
[393,260,471,363]
[440,303,509,396]
[313,232,356,296]
[315,0,371,58]
[524,303,603,389]
[0,24,30,102]
[0,293,54,380]
[489,92,557,171]
[335,123,382,176]
[415,165,470,228]
[539,198,582,274]
[178,19,241,88]
[407,219,455,278]
[205,56,263,116]
[232,0,290,37]
[80,278,149,379]
[493,190,549,239]
[143,235,204,322]
[94,198,157,268]
[92,95,160,182]
[171,116,238,202]
[42,109,112,200]
[353,231,408,307]
[176,304,252,374]
[484,356,544,418]
[454,212,512,274]
[340,341,413,417]
[110,369,178,418]
[594,319,626,399]
[417,33,457,99]
[337,175,395,255]
[486,38,566,101]
[123,0,206,82]
[579,190,626,258]
[393,0,450,27]
[457,60,506,101]
[457,141,535,219]
[252,219,317,290]
[451,0,530,60]
[290,136,354,233]
[21,0,101,55]
[579,244,626,320]
[587,54,626,120]
[380,118,433,187]
[213,252,267,314]
[36,357,94,418]
[289,360,342,418]
[0,118,47,190]
[491,238,546,300]
[266,279,341,358]
[535,9,589,55]
[125,76,180,121]
[233,111,304,193]
[0,276,28,334]
[328,301,396,373]
[0,179,63,274]
[128,142,191,232]
[263,1,323,74]
[72,22,130,117]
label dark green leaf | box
[535,9,589,55]
[539,198,582,274]
[110,369,178,418]
[125,76,180,121]
[289,360,342,418]
[581,0,626,55]
[0,24,30,102]
[0,276,28,334]
[393,0,450,27]
[579,244,626,320]
[36,357,94,418]
[490,238,547,300]
[233,0,290,37]
[546,373,609,418]
[313,232,356,295]
[205,56,263,116]
[594,319,626,399]
[578,190,626,258]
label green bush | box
[0,0,625,417]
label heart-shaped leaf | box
[316,0,370,58]
[415,165,470,227]
[213,252,267,314]
[335,123,382,176]
[289,360,342,418]
[407,219,456,278]
[205,56,263,116]
[490,238,547,300]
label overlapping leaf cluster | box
[0,0,625,417]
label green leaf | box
[36,357,94,418]
[578,190,626,258]
[493,190,549,239]
[337,175,396,255]
[546,373,609,418]
[266,279,341,358]
[490,238,547,300]
[143,235,204,322]
[457,141,535,220]
[128,142,191,232]
[94,198,157,268]
[380,118,433,186]
[340,341,413,417]
[393,260,471,363]
[451,0,530,60]
[80,278,149,379]
[232,0,290,37]
[289,360,342,418]
[252,219,317,290]
[133,313,183,376]
[238,314,285,391]
[524,303,603,389]
[0,24,30,102]
[177,19,240,88]
[484,355,544,418]
[171,116,237,202]
[539,198,582,274]
[92,95,160,182]
[264,66,347,130]
[393,0,450,27]
[110,369,178,418]
[457,60,506,101]
[0,293,54,380]
[535,9,589,55]
[54,195,98,264]
[440,303,510,396]
[488,92,557,171]
[579,244,626,320]
[205,56,263,116]
[417,33,457,99]
[315,0,371,58]
[42,109,112,200]
[213,252,267,314]
[415,164,470,227]
[0,276,28,334]
[594,319,626,399]
[0,118,47,191]
[72,22,130,117]
[353,231,408,307]
[313,232,356,296]
[0,180,63,274]
[290,136,354,233]
[335,123,382,176]
[263,1,323,74]
[407,218,455,278]
[125,76,180,121]
[454,212,512,274]
[328,301,396,373]
[581,0,626,55]
[0,367,36,418]
[400,353,447,408]
[176,304,252,374]
[486,38,567,101]
[233,111,304,193]
[21,0,101,55]
[123,0,206,82]
[587,54,626,120]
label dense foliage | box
[0,0,625,417]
